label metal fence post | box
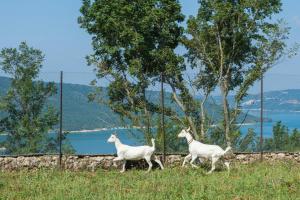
[260,72,264,161]
[160,72,166,163]
[59,71,63,168]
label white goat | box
[178,127,231,174]
[107,133,164,172]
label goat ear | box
[187,127,191,132]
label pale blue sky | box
[0,0,299,93]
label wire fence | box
[0,71,300,157]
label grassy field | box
[0,161,299,200]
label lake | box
[1,111,299,154]
[240,110,300,136]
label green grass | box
[0,161,299,200]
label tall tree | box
[0,42,59,154]
[78,0,191,142]
[184,0,294,146]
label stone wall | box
[0,152,299,171]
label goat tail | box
[223,146,232,155]
[151,138,155,150]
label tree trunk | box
[200,94,208,140]
[220,81,231,147]
[187,116,198,140]
[200,103,205,141]
[169,85,199,140]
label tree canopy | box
[79,0,188,143]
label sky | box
[0,0,300,94]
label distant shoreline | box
[241,109,300,113]
[67,126,145,134]
[0,123,258,135]
[0,126,147,136]
[1,115,299,135]
[67,123,258,133]
[209,123,256,128]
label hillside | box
[212,90,300,112]
[0,76,122,131]
[1,76,260,131]
[240,90,300,112]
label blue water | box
[240,111,300,137]
[0,129,145,155]
[1,112,299,154]
[66,129,144,154]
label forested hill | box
[1,76,260,131]
[0,76,121,131]
[212,90,300,112]
[239,90,300,112]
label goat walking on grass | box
[178,127,231,174]
[107,133,164,173]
